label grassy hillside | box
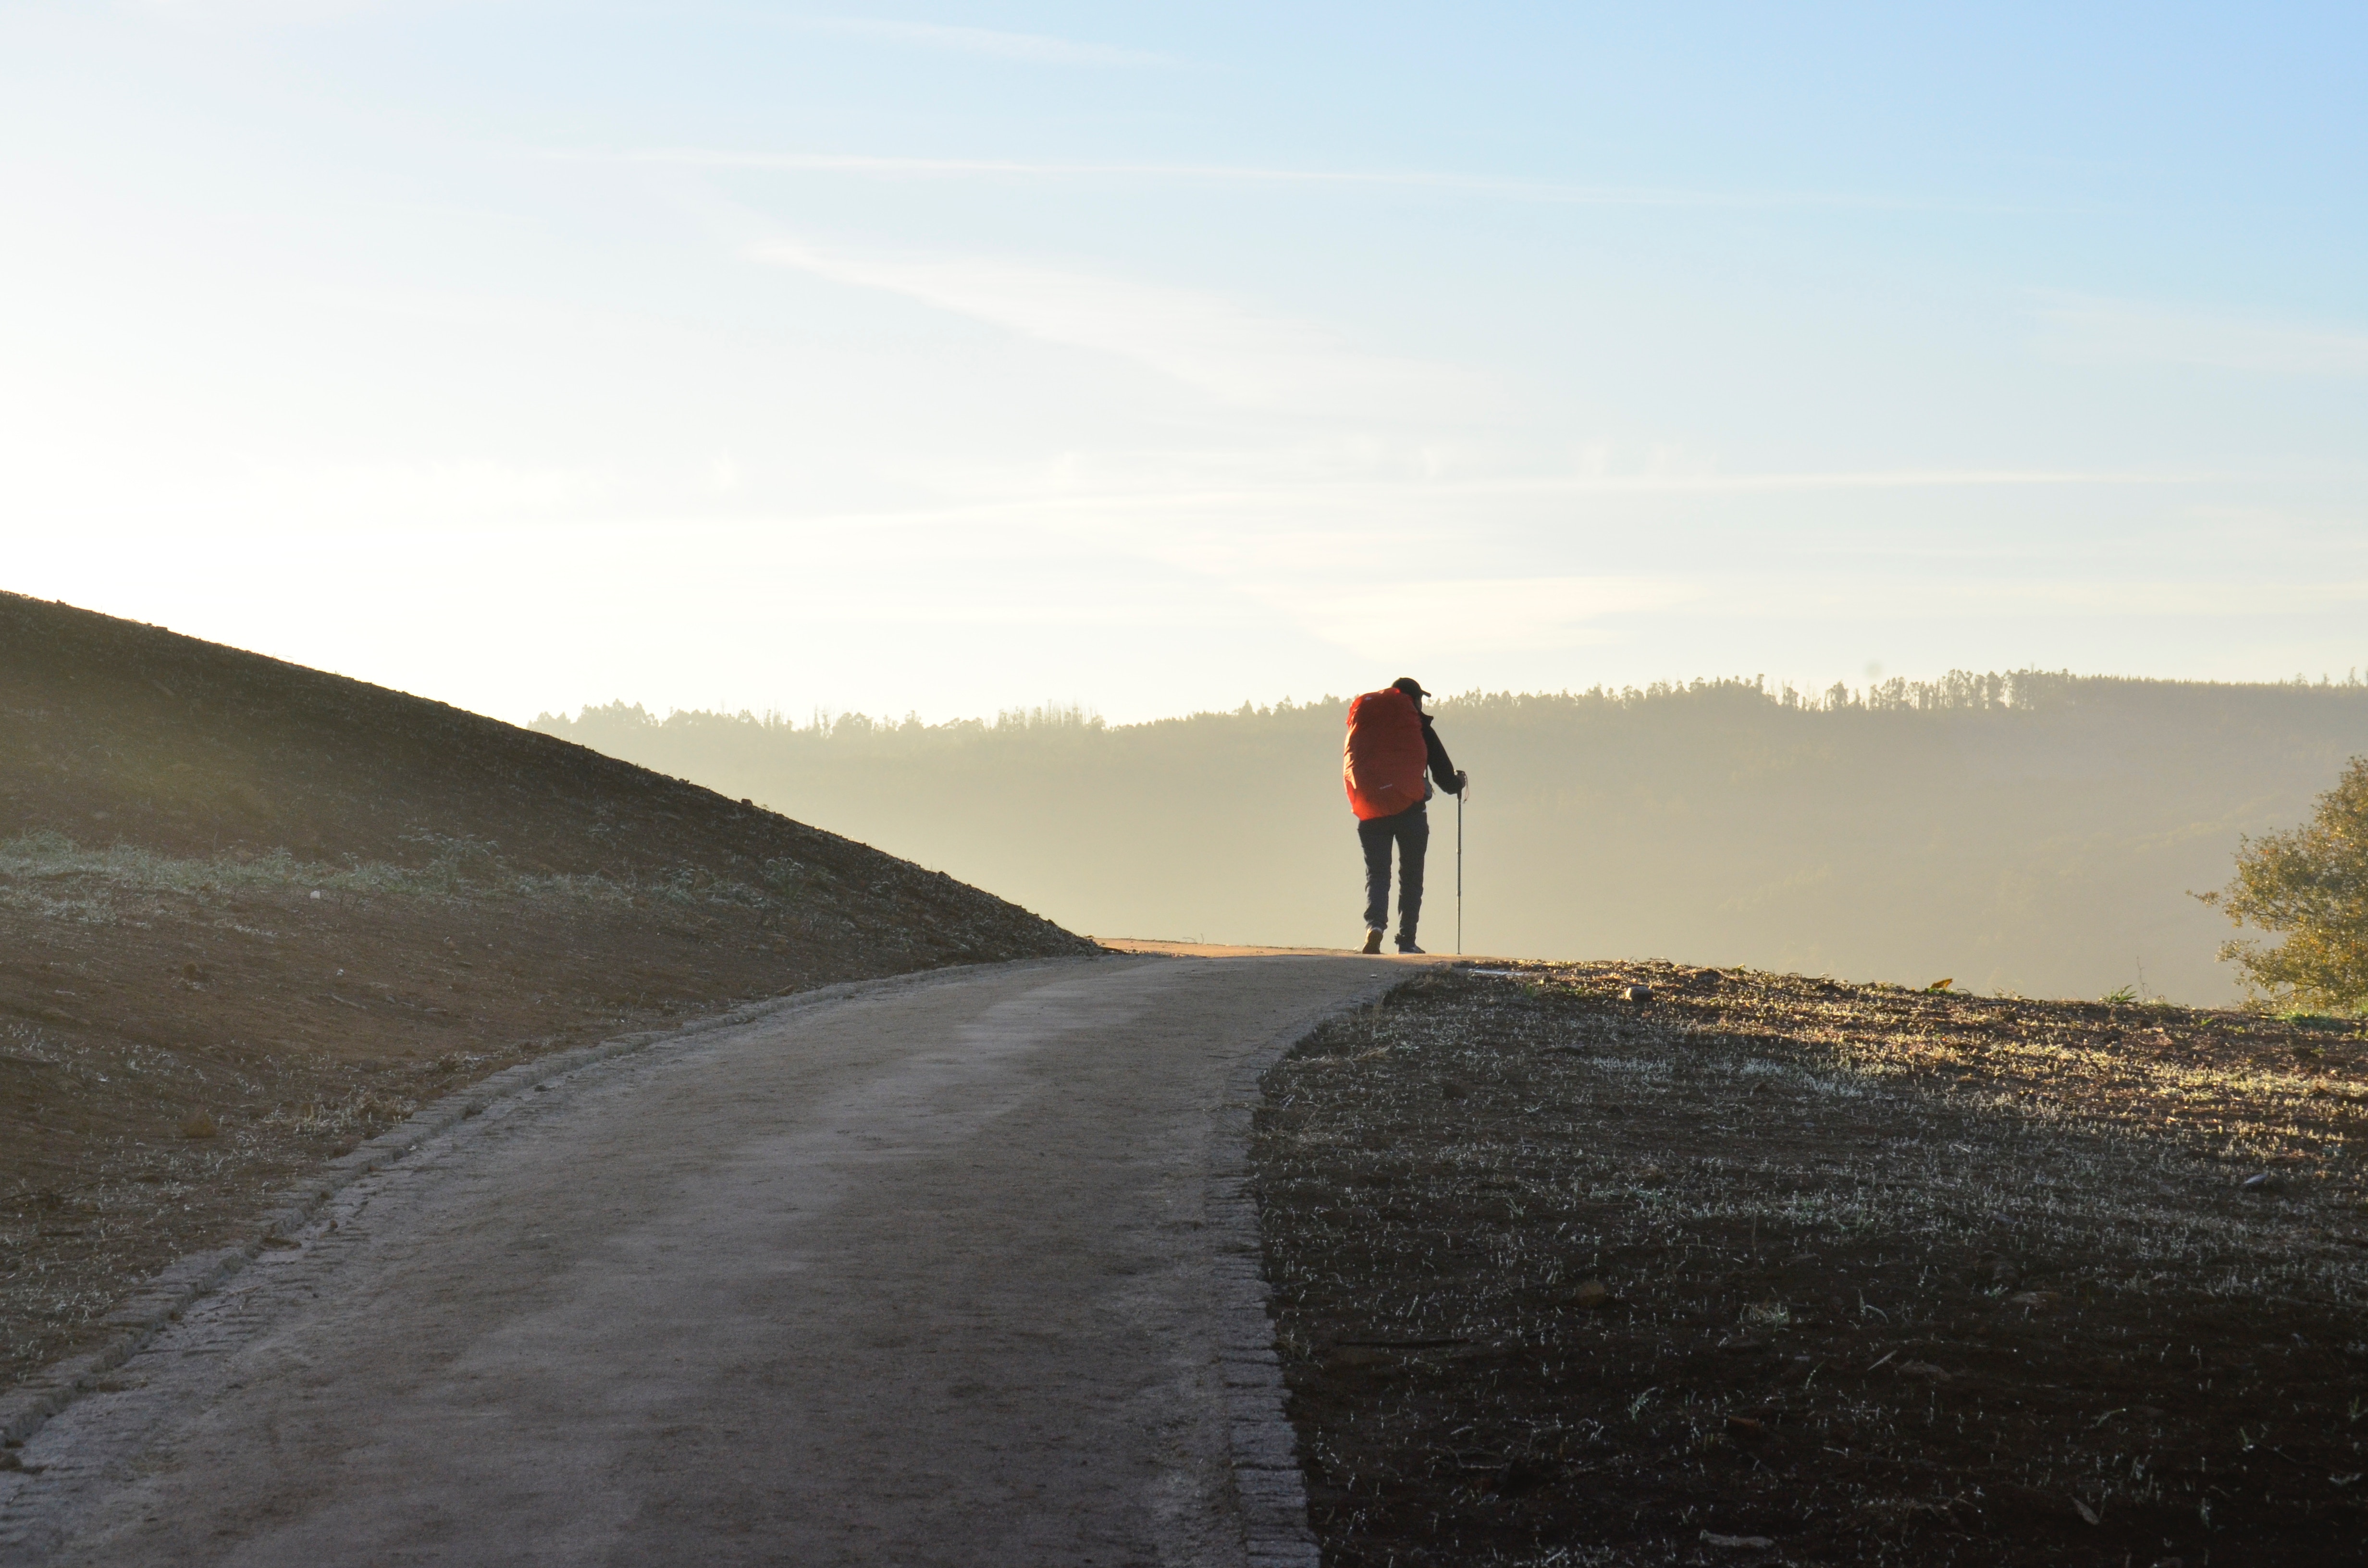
[535,673,2368,1005]
[0,592,1091,1386]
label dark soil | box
[0,592,1095,1390]
[1254,961,2368,1566]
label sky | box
[4,2,2365,725]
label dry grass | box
[1253,962,2368,1566]
[0,828,851,927]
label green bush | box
[2201,757,2368,1012]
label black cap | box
[1391,677,1428,699]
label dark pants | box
[1358,802,1428,944]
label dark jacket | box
[1417,715,1459,802]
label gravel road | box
[0,954,1403,1567]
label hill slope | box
[0,592,1093,1387]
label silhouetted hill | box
[1,592,1084,965]
[535,673,2368,1005]
[0,592,1090,1389]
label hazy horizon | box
[533,668,2368,1007]
[534,665,2368,739]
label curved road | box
[0,953,1405,1567]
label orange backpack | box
[1343,688,1430,821]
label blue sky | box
[4,2,2363,722]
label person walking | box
[1342,677,1467,955]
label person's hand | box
[1454,770,1469,796]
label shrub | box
[2200,757,2368,1012]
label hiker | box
[1343,677,1466,955]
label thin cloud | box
[625,148,2005,212]
[1672,573,2368,624]
[1482,469,2195,493]
[1268,567,2368,660]
[750,236,1475,415]
[801,18,1166,66]
[1254,576,1699,658]
[129,0,390,19]
[237,458,605,521]
[1915,576,2368,617]
[2037,297,2368,376]
[670,466,2202,540]
[943,468,2193,513]
[654,462,2197,559]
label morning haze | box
[534,670,2368,1006]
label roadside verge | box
[1207,975,1410,1568]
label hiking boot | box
[1396,938,1425,955]
[1360,927,1384,955]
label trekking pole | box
[1455,786,1465,955]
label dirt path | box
[0,954,1404,1567]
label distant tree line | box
[535,671,2368,1007]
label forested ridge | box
[535,671,2368,1004]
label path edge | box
[1204,969,1404,1568]
[0,957,1082,1457]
